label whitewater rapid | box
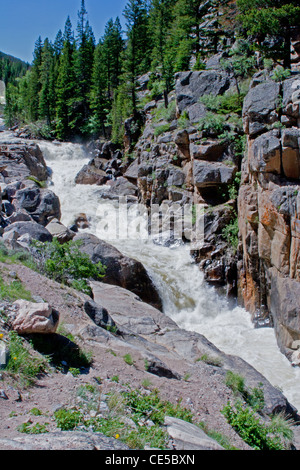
[38,139,300,411]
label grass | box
[123,353,134,366]
[0,275,33,302]
[0,240,36,270]
[53,385,197,450]
[4,331,50,387]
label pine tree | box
[102,17,125,99]
[27,36,43,121]
[149,0,174,106]
[89,41,110,138]
[237,0,300,68]
[71,0,95,134]
[55,20,76,140]
[123,0,150,114]
[38,38,56,126]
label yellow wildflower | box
[115,434,120,439]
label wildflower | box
[0,334,3,339]
[115,434,120,439]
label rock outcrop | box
[0,140,48,184]
[238,72,300,359]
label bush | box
[152,100,176,123]
[54,408,84,431]
[221,400,292,450]
[32,238,106,295]
[199,92,245,116]
[222,216,239,252]
[153,123,171,136]
[197,112,226,136]
[271,66,291,83]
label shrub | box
[199,92,245,115]
[221,400,292,450]
[197,112,226,136]
[123,353,134,366]
[222,216,239,252]
[152,100,176,123]
[122,388,193,426]
[271,66,291,83]
[32,238,106,295]
[54,408,84,431]
[153,123,171,136]
[0,276,33,302]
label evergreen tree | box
[38,38,56,126]
[55,23,76,140]
[89,41,110,137]
[149,0,174,106]
[71,0,95,134]
[237,0,300,68]
[27,36,43,121]
[102,17,125,98]
[123,0,150,114]
[54,30,64,57]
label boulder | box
[164,416,224,450]
[0,141,48,184]
[3,221,52,242]
[74,233,163,311]
[249,130,281,175]
[190,140,226,162]
[90,281,175,335]
[75,164,108,186]
[84,299,118,332]
[282,75,300,119]
[0,431,129,450]
[102,177,138,200]
[193,161,235,188]
[12,185,61,226]
[9,300,59,335]
[45,218,75,243]
[270,269,300,356]
[174,129,190,160]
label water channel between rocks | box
[33,139,300,412]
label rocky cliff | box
[238,72,300,363]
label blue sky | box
[0,0,128,63]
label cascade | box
[34,139,300,411]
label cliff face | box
[238,72,300,361]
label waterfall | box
[38,139,300,411]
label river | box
[4,134,300,411]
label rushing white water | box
[38,139,300,411]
